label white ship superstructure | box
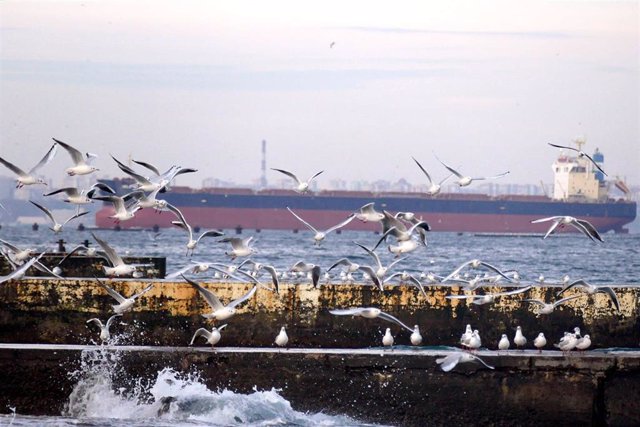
[552,138,606,201]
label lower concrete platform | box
[1,344,639,426]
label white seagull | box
[557,279,619,312]
[86,314,122,342]
[183,275,257,321]
[523,295,584,315]
[190,324,228,347]
[92,193,143,223]
[530,215,603,242]
[442,259,514,284]
[271,168,324,193]
[533,333,547,352]
[410,325,423,346]
[219,236,256,260]
[412,156,452,195]
[329,307,413,333]
[498,334,510,350]
[446,286,532,306]
[29,200,89,234]
[290,261,321,287]
[382,328,394,347]
[0,142,57,188]
[95,277,153,314]
[53,138,99,176]
[354,241,406,280]
[548,142,607,176]
[166,204,224,256]
[355,202,385,222]
[514,326,527,349]
[286,207,355,245]
[436,351,494,372]
[275,326,289,347]
[92,232,144,277]
[436,156,509,187]
[0,254,43,284]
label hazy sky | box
[0,0,638,189]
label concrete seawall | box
[1,277,639,425]
[1,344,639,425]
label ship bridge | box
[552,138,607,201]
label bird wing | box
[131,284,154,300]
[435,157,464,179]
[271,168,301,185]
[412,157,434,185]
[91,182,117,194]
[44,187,79,197]
[328,258,352,271]
[542,220,561,239]
[530,216,561,224]
[378,311,414,333]
[105,314,122,329]
[91,232,123,266]
[371,227,398,251]
[469,353,495,370]
[0,239,21,253]
[196,229,225,244]
[354,241,382,268]
[523,299,546,307]
[261,265,279,293]
[548,142,577,152]
[189,328,211,345]
[557,279,587,297]
[477,171,510,180]
[0,255,41,283]
[228,284,258,309]
[53,138,84,164]
[57,244,89,266]
[307,170,324,183]
[286,207,318,233]
[0,157,27,177]
[324,213,355,234]
[29,142,58,174]
[132,159,160,176]
[436,353,461,372]
[581,152,607,176]
[442,260,473,283]
[489,286,532,297]
[358,202,377,215]
[552,294,583,308]
[182,274,224,310]
[328,307,366,316]
[29,200,56,224]
[598,287,620,312]
[574,219,603,242]
[478,261,513,282]
[62,210,89,226]
[357,265,383,291]
[165,264,195,279]
[95,277,126,303]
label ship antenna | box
[260,139,267,189]
[574,136,586,151]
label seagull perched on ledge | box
[531,215,603,242]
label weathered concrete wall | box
[0,345,639,426]
[0,278,637,349]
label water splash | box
[59,346,377,426]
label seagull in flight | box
[548,142,607,176]
[354,241,406,281]
[446,286,532,306]
[95,277,154,314]
[29,200,89,234]
[86,314,122,342]
[530,215,603,242]
[557,279,620,312]
[92,232,147,277]
[0,142,57,188]
[53,138,99,176]
[219,236,256,260]
[436,351,494,372]
[271,168,323,193]
[290,260,321,288]
[286,207,354,245]
[412,156,452,195]
[442,259,515,284]
[166,204,224,256]
[0,253,44,284]
[436,156,509,187]
[92,193,143,223]
[190,324,227,347]
[329,307,414,333]
[523,295,585,315]
[183,274,257,321]
[355,202,385,222]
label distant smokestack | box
[260,140,267,189]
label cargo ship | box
[94,140,636,234]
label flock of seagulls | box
[0,140,619,372]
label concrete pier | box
[0,344,639,425]
[0,277,639,425]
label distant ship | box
[93,140,636,234]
